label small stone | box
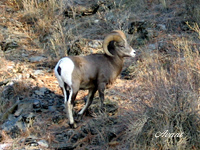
[29,56,46,62]
[22,53,29,57]
[33,70,44,75]
[157,24,167,30]
[94,19,99,23]
[33,99,41,109]
[34,87,48,96]
[148,44,157,50]
[88,40,102,49]
[48,105,56,112]
[38,139,49,148]
[41,101,49,109]
[24,138,38,146]
[14,108,23,117]
[35,90,44,95]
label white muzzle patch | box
[130,48,136,57]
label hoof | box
[69,123,77,129]
[85,109,93,117]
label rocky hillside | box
[0,0,200,149]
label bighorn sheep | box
[54,30,136,128]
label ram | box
[54,30,136,128]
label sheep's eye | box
[117,43,124,47]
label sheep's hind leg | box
[63,82,78,129]
[77,88,97,120]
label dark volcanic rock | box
[1,113,35,139]
[63,0,101,18]
[52,114,65,124]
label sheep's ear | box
[107,41,115,50]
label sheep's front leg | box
[98,83,106,110]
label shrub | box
[125,37,200,149]
[185,0,200,23]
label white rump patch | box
[60,57,74,86]
[54,57,74,88]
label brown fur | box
[55,30,135,128]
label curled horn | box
[112,30,127,40]
[103,30,126,57]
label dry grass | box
[184,0,200,23]
[1,0,200,149]
[124,36,200,149]
[2,0,69,58]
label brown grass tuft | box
[124,36,200,149]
